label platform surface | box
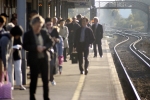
[7,39,125,100]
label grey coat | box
[59,26,69,48]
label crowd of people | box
[0,10,103,100]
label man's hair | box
[0,16,6,24]
[10,25,23,36]
[30,10,38,14]
[11,17,17,22]
[82,17,89,22]
[66,18,72,23]
[93,17,99,22]
[77,14,82,19]
[30,15,45,26]
[59,19,65,23]
[45,17,52,23]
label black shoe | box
[85,69,88,75]
[94,55,97,58]
[64,60,67,62]
[80,71,84,75]
[100,55,103,58]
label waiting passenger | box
[7,25,26,90]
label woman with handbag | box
[23,15,53,100]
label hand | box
[4,67,7,71]
[73,48,76,52]
[37,46,44,53]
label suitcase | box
[71,52,78,64]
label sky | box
[95,0,131,18]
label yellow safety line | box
[71,75,85,100]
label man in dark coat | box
[91,17,103,58]
[67,16,80,59]
[74,17,95,75]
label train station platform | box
[11,39,125,100]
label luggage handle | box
[0,71,9,83]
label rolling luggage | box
[71,52,78,64]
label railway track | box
[114,32,150,100]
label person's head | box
[72,16,77,23]
[11,17,17,25]
[29,10,38,20]
[30,15,45,34]
[10,25,23,39]
[82,17,89,27]
[53,17,58,25]
[77,14,82,20]
[6,23,15,32]
[0,16,6,28]
[45,17,53,29]
[66,18,72,24]
[12,13,17,18]
[0,13,9,18]
[59,19,65,27]
[93,17,99,24]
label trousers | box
[8,59,22,86]
[77,42,89,72]
[93,40,103,57]
[29,58,50,100]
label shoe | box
[11,87,14,90]
[100,55,103,58]
[80,71,84,75]
[64,60,67,62]
[20,85,26,90]
[85,69,88,75]
[51,80,56,86]
[94,55,97,58]
[59,66,62,75]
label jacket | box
[56,35,64,56]
[91,24,103,43]
[23,29,53,65]
[59,26,69,48]
[74,27,95,51]
[67,22,80,43]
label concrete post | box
[17,0,27,85]
[56,0,60,18]
[90,0,96,20]
[32,0,39,12]
[61,1,65,19]
[50,0,55,17]
[42,0,48,18]
[64,2,68,19]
